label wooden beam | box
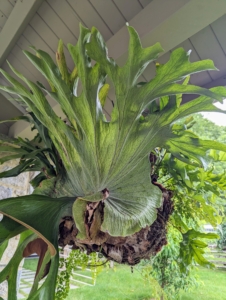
[0,0,44,66]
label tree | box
[147,228,200,300]
[143,121,226,299]
[191,114,226,218]
[0,25,226,299]
[191,113,226,143]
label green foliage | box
[0,231,36,299]
[139,227,218,299]
[56,250,104,300]
[136,263,165,300]
[191,114,226,143]
[189,114,226,220]
[23,258,39,272]
[0,195,74,299]
[0,240,8,261]
[0,114,58,186]
[0,195,74,255]
[0,24,226,299]
[179,229,218,271]
[156,150,223,230]
[67,264,156,300]
[1,25,226,238]
[179,268,226,300]
[148,228,200,300]
[146,116,226,298]
[182,114,226,253]
[65,265,226,300]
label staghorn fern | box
[0,25,226,299]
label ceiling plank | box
[38,1,76,44]
[0,0,44,66]
[30,14,59,54]
[203,74,226,89]
[113,0,142,21]
[67,0,112,40]
[189,25,226,81]
[21,25,55,60]
[30,13,73,70]
[0,123,9,135]
[37,1,76,68]
[0,1,14,18]
[138,0,153,8]
[0,93,23,125]
[211,15,226,56]
[0,10,8,29]
[8,0,18,6]
[90,0,126,34]
[47,0,81,40]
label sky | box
[201,100,226,126]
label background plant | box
[56,249,104,300]
[148,228,199,300]
[138,114,226,299]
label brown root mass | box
[58,184,173,266]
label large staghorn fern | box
[0,25,226,299]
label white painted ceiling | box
[0,0,226,137]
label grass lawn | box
[66,265,226,300]
[22,259,226,299]
[23,257,38,271]
[209,257,226,262]
[180,268,226,300]
[67,265,153,300]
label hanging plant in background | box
[0,24,226,299]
